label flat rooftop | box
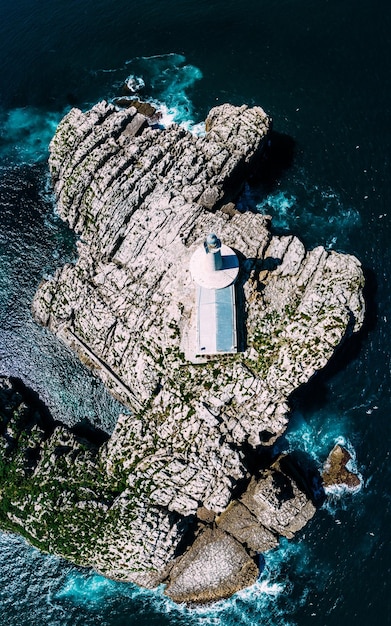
[196,284,237,355]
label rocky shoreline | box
[0,101,365,603]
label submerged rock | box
[0,100,366,603]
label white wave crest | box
[119,53,205,135]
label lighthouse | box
[189,233,239,290]
[204,233,223,271]
[189,234,239,356]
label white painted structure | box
[189,237,239,290]
[190,234,239,356]
[204,233,223,271]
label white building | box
[189,234,239,356]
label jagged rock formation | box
[322,444,361,490]
[164,527,259,604]
[1,101,365,602]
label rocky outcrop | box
[1,100,365,602]
[164,527,259,604]
[322,444,361,490]
[219,456,317,546]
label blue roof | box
[196,284,237,354]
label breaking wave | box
[123,53,204,133]
[276,407,352,463]
[92,53,205,134]
[0,53,204,169]
[51,542,305,626]
[0,530,326,626]
[47,536,339,626]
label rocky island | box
[0,100,364,603]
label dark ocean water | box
[0,0,390,624]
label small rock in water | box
[322,444,361,489]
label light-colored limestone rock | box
[164,527,259,604]
[24,100,365,602]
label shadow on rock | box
[0,376,109,456]
[278,450,326,508]
[289,265,376,417]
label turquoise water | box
[0,0,390,624]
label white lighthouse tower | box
[189,234,239,356]
[189,233,239,290]
[204,233,223,271]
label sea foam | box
[275,406,352,463]
[0,107,64,165]
[52,547,302,626]
[122,53,205,134]
[239,175,361,250]
[0,51,368,626]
